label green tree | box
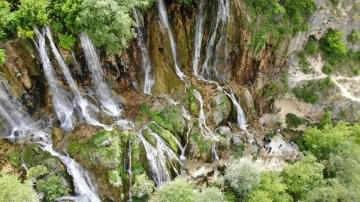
[320,29,347,60]
[196,187,228,202]
[15,0,49,37]
[304,124,351,159]
[0,0,13,41]
[224,161,260,198]
[281,155,325,200]
[76,0,135,53]
[305,179,347,202]
[132,173,154,199]
[0,173,39,202]
[151,179,195,202]
[36,172,68,202]
[247,171,292,202]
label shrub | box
[224,161,260,198]
[320,29,347,63]
[348,30,360,44]
[36,172,67,202]
[58,34,76,50]
[305,36,318,54]
[285,113,305,128]
[108,170,122,187]
[151,179,196,202]
[292,87,318,103]
[322,65,332,74]
[196,187,227,202]
[132,174,154,199]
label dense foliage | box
[0,173,39,202]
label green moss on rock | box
[148,123,179,153]
[149,107,186,134]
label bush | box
[305,36,318,55]
[285,113,305,128]
[132,174,154,199]
[348,30,360,44]
[0,173,39,202]
[224,161,260,198]
[108,170,122,187]
[58,34,76,50]
[322,65,332,74]
[320,29,347,62]
[196,187,227,202]
[15,0,49,36]
[151,179,196,202]
[292,87,318,103]
[36,172,68,202]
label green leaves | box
[0,173,39,202]
[0,48,6,66]
[15,0,49,33]
[224,161,261,198]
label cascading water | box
[192,89,218,140]
[157,0,186,80]
[133,8,155,95]
[138,132,170,186]
[79,33,121,117]
[0,83,101,202]
[193,0,205,77]
[128,141,133,201]
[33,27,74,131]
[201,0,230,82]
[223,88,254,142]
[45,27,111,130]
[147,127,182,174]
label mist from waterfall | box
[133,8,155,95]
[201,0,230,82]
[0,82,101,202]
[157,0,186,80]
[33,27,74,131]
[45,27,111,130]
[79,33,121,118]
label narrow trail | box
[289,54,360,102]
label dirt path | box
[289,54,360,102]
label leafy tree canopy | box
[0,173,39,202]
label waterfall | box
[212,142,220,161]
[128,141,133,201]
[138,132,170,186]
[133,8,155,95]
[193,0,205,77]
[157,0,186,80]
[0,83,101,201]
[33,27,74,131]
[45,27,111,130]
[223,89,254,142]
[41,143,101,202]
[79,33,121,117]
[192,89,218,139]
[201,0,230,82]
[147,127,182,174]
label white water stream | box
[34,27,74,130]
[79,33,121,117]
[45,27,111,130]
[133,8,155,94]
[157,0,186,80]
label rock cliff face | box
[0,0,296,201]
[0,0,290,121]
